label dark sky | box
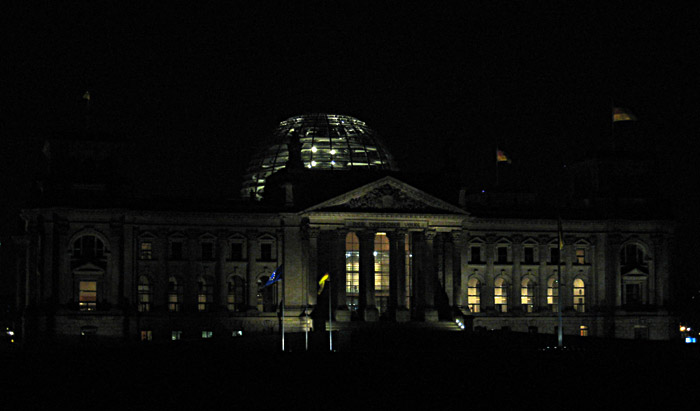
[2,3,697,224]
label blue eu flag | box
[263,265,284,288]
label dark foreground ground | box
[2,329,699,408]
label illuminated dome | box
[241,114,398,198]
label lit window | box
[168,277,182,312]
[140,241,153,260]
[345,232,359,311]
[547,277,559,312]
[198,278,213,312]
[374,233,390,315]
[140,330,152,341]
[171,330,182,341]
[573,278,585,312]
[576,248,586,264]
[79,281,97,311]
[138,276,152,312]
[494,277,508,313]
[467,277,481,313]
[520,277,535,313]
[580,325,589,337]
[202,331,213,339]
[227,276,245,312]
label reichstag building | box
[16,113,675,343]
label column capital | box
[356,230,376,242]
[386,229,407,241]
[424,229,437,242]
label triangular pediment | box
[303,176,468,214]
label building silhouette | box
[14,114,676,343]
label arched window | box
[573,278,585,312]
[467,277,481,313]
[227,276,246,312]
[345,232,359,311]
[520,277,536,313]
[620,244,645,267]
[374,232,390,315]
[168,277,182,312]
[494,277,508,313]
[138,276,152,312]
[198,278,213,312]
[547,276,559,312]
[73,235,105,260]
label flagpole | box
[281,275,285,352]
[329,279,333,351]
[557,216,564,348]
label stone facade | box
[17,176,676,343]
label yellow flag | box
[318,273,330,295]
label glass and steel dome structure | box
[241,113,398,198]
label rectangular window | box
[201,242,214,260]
[140,330,152,341]
[171,242,183,260]
[523,247,535,264]
[496,247,508,264]
[79,281,97,311]
[580,325,589,337]
[576,248,586,264]
[625,283,642,305]
[230,243,243,260]
[470,247,482,263]
[171,331,182,341]
[202,331,213,339]
[260,243,272,261]
[550,247,560,264]
[140,241,153,260]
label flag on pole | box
[262,265,284,288]
[318,273,330,295]
[496,149,511,163]
[612,107,637,122]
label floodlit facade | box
[14,115,677,344]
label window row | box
[466,277,586,314]
[468,245,588,265]
[138,240,277,262]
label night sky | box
[2,3,698,230]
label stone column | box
[422,229,438,321]
[108,218,124,306]
[56,219,71,306]
[156,229,169,310]
[306,227,320,308]
[42,219,55,304]
[512,235,523,313]
[387,230,408,322]
[483,234,496,312]
[122,223,135,309]
[245,230,259,313]
[563,235,575,311]
[442,233,454,306]
[215,230,228,308]
[357,230,378,321]
[652,233,669,307]
[452,231,466,313]
[332,229,350,321]
[185,230,199,313]
[537,235,549,310]
[607,233,622,308]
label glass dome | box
[241,114,398,198]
